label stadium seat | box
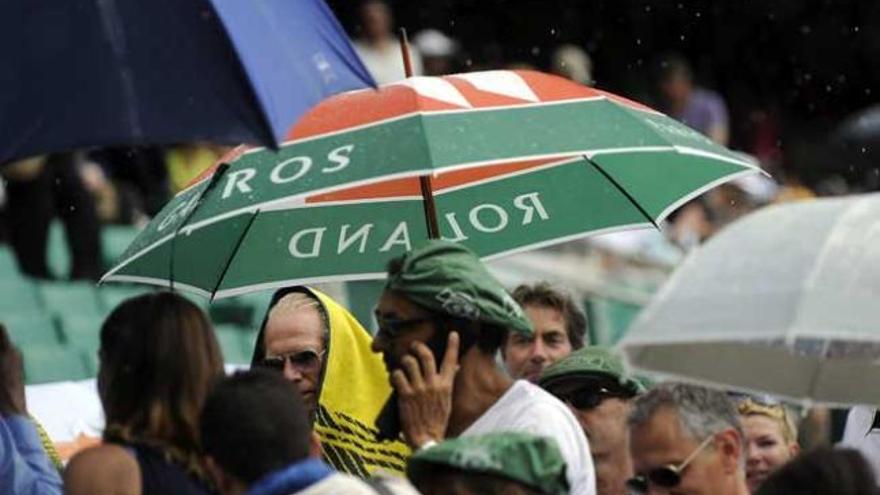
[214,324,252,365]
[96,283,151,314]
[58,314,103,353]
[101,225,141,267]
[38,281,104,319]
[0,279,42,316]
[2,314,61,347]
[47,221,71,279]
[23,346,91,384]
[0,245,23,280]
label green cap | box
[539,346,643,395]
[407,432,569,495]
[385,240,532,336]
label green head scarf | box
[407,432,569,495]
[540,345,644,396]
[385,240,532,336]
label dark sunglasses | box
[626,435,715,494]
[374,313,441,340]
[259,349,325,373]
[555,386,628,411]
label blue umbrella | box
[0,0,375,163]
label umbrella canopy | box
[0,0,374,163]
[621,193,880,406]
[101,70,761,299]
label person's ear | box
[309,431,322,458]
[787,441,800,458]
[715,429,743,475]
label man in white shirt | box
[371,240,596,495]
[352,0,422,84]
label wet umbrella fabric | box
[101,70,760,299]
[621,193,880,406]
[0,0,374,163]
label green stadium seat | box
[0,279,42,315]
[38,281,104,319]
[2,314,60,347]
[241,328,260,356]
[58,314,103,353]
[23,346,91,384]
[101,225,141,267]
[209,299,253,326]
[236,292,272,327]
[47,221,71,279]
[214,324,252,365]
[0,245,24,280]
[96,283,151,314]
[82,349,100,376]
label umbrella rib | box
[210,209,261,302]
[584,155,659,230]
[169,163,231,292]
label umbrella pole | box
[399,28,441,239]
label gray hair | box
[630,382,743,444]
[269,292,331,348]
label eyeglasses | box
[259,349,325,374]
[555,386,628,411]
[626,434,715,494]
[374,313,440,340]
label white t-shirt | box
[461,380,597,495]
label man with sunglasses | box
[540,347,642,495]
[627,382,749,495]
[251,287,411,478]
[371,240,596,495]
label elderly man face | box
[262,299,326,413]
[629,406,744,495]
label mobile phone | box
[375,324,474,441]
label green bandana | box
[407,432,569,495]
[540,346,643,395]
[385,240,532,336]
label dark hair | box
[411,463,544,495]
[755,448,878,495]
[99,291,224,457]
[201,369,313,484]
[445,318,506,356]
[511,283,587,349]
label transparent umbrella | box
[621,193,880,406]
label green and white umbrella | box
[101,70,761,299]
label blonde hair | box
[738,398,798,443]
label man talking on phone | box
[371,240,596,495]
